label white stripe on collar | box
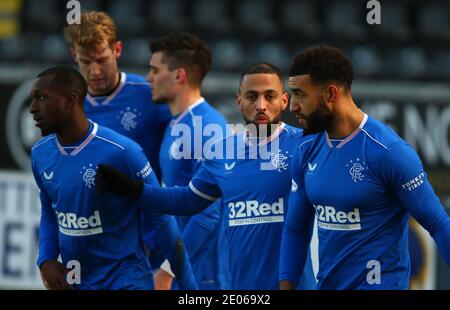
[86,72,127,107]
[243,122,286,147]
[172,97,206,126]
[57,121,98,156]
[326,113,368,149]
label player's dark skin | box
[39,260,73,290]
[30,75,89,290]
[30,76,89,145]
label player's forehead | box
[75,41,113,60]
[149,51,166,66]
[32,76,66,99]
[32,76,53,92]
[240,73,283,93]
[288,74,314,91]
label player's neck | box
[57,117,90,146]
[88,71,121,97]
[169,88,202,116]
[326,100,364,139]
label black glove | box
[95,164,143,200]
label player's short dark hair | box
[37,66,87,105]
[149,32,211,87]
[239,63,284,90]
[290,45,354,91]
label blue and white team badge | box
[80,164,97,189]
[270,150,290,172]
[347,158,368,182]
[117,107,141,131]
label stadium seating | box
[0,0,447,82]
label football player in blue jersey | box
[95,63,317,290]
[63,11,171,280]
[63,11,171,181]
[145,33,230,290]
[30,66,196,290]
[279,45,450,290]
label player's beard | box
[152,96,168,104]
[301,98,334,136]
[243,114,282,139]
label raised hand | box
[95,164,143,199]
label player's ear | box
[324,84,338,103]
[114,41,123,59]
[236,92,243,112]
[281,92,289,111]
[176,68,187,84]
[65,93,77,111]
[70,47,78,63]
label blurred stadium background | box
[0,0,449,289]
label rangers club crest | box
[347,158,368,182]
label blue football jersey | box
[158,98,230,289]
[281,113,450,289]
[190,123,316,290]
[84,72,171,180]
[32,121,163,289]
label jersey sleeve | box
[279,145,316,284]
[175,115,228,272]
[124,140,159,186]
[379,142,450,265]
[123,140,163,224]
[124,141,198,288]
[151,213,198,289]
[177,199,221,270]
[123,140,178,229]
[189,159,222,201]
[123,140,164,241]
[32,157,60,267]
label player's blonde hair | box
[63,11,117,52]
